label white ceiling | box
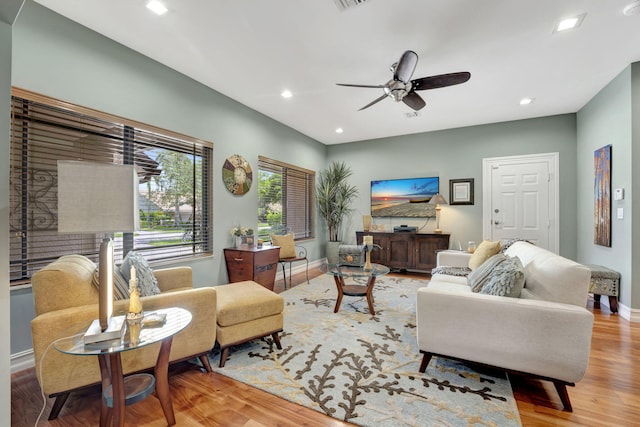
[33,0,640,145]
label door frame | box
[482,152,559,253]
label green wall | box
[577,63,640,312]
[9,1,326,354]
[327,114,579,258]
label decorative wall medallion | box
[223,154,252,195]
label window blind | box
[257,156,314,240]
[9,89,213,284]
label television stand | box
[356,232,450,272]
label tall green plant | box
[316,161,359,242]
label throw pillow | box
[468,240,501,270]
[271,233,296,258]
[120,251,161,297]
[468,253,507,292]
[479,255,525,298]
[91,265,130,300]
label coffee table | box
[320,263,390,315]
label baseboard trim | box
[617,302,640,322]
[11,349,35,373]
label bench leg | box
[609,296,619,313]
[219,347,230,368]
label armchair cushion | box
[120,251,161,296]
[468,240,501,269]
[271,233,296,258]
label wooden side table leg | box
[155,337,176,425]
[109,353,125,427]
[333,275,344,313]
[366,276,377,315]
[98,355,112,427]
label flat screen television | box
[371,176,439,218]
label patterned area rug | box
[208,275,522,427]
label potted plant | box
[316,161,358,263]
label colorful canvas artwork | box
[594,145,611,247]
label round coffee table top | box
[320,262,390,278]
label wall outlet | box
[614,188,624,200]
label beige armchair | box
[30,255,217,419]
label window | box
[257,156,314,241]
[9,89,213,284]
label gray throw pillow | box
[468,253,507,292]
[479,256,525,298]
[120,251,161,297]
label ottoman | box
[585,264,620,314]
[215,280,284,367]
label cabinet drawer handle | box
[234,257,244,262]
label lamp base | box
[433,229,443,234]
[84,315,126,345]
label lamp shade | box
[57,161,139,234]
[429,193,448,205]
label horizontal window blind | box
[257,156,314,240]
[9,88,213,284]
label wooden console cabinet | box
[224,246,280,291]
[356,232,450,272]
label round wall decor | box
[222,154,252,195]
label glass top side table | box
[55,307,191,427]
[320,263,390,315]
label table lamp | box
[57,160,139,343]
[428,193,448,234]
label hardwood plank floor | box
[12,268,640,426]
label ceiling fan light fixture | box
[553,13,586,33]
[146,0,168,16]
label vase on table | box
[235,236,243,248]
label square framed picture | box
[449,178,474,205]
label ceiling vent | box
[334,0,371,11]
[405,111,421,118]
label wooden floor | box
[11,268,640,426]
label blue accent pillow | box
[120,251,161,297]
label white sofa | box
[416,241,594,411]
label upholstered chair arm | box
[153,266,193,292]
[436,250,472,268]
[416,287,594,384]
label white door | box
[482,153,559,253]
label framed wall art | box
[449,178,474,205]
[594,144,611,247]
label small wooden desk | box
[55,307,191,426]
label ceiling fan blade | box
[402,92,426,111]
[394,50,418,83]
[358,94,389,111]
[412,72,471,91]
[336,83,387,89]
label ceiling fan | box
[337,50,471,111]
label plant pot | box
[326,241,342,264]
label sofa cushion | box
[91,266,129,300]
[468,253,507,292]
[120,251,161,297]
[468,240,501,270]
[505,241,590,307]
[479,256,525,298]
[271,233,296,258]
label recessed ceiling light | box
[281,90,293,99]
[520,97,534,106]
[146,0,168,15]
[553,13,586,33]
[335,128,344,134]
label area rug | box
[208,275,522,427]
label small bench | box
[585,264,619,314]
[215,280,284,367]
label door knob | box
[494,221,500,225]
